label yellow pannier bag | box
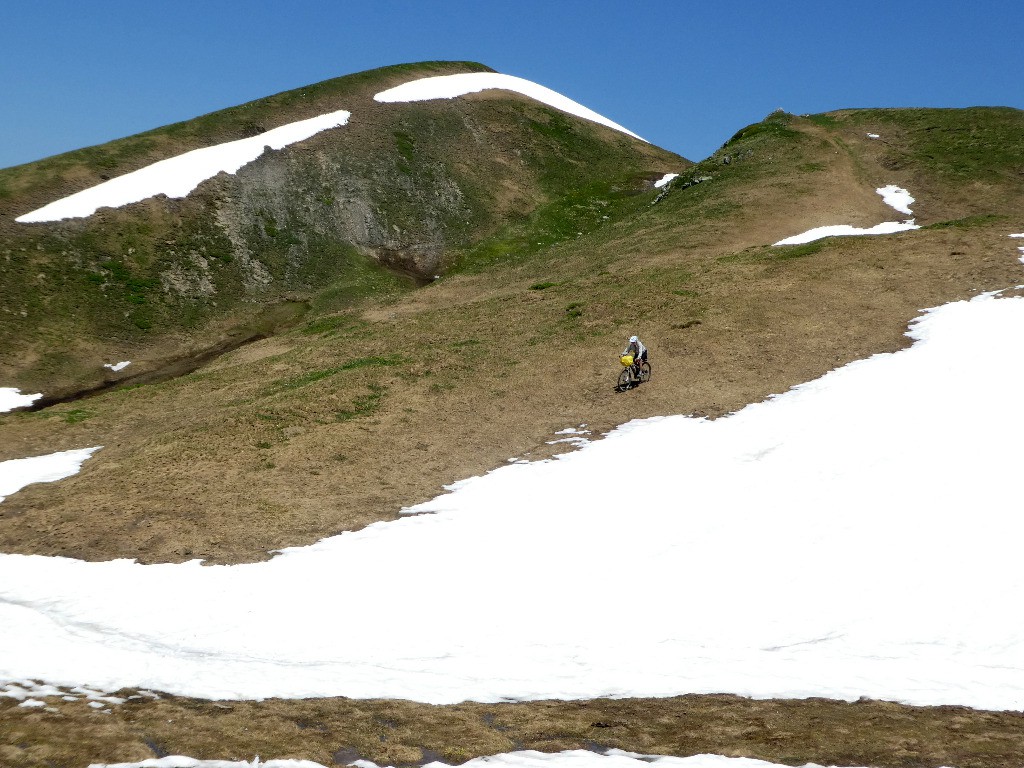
[620,355,634,367]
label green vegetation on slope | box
[0,62,684,391]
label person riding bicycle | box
[622,335,648,378]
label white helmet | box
[629,335,638,342]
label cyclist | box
[621,335,648,379]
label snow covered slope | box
[2,292,1024,710]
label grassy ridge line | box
[0,61,492,201]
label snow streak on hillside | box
[0,387,40,412]
[0,447,101,503]
[2,293,1024,710]
[15,110,351,223]
[374,73,646,141]
[774,185,919,245]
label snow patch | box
[1012,233,1024,264]
[876,185,915,215]
[104,361,131,372]
[774,220,920,246]
[374,73,645,142]
[0,387,41,412]
[0,447,101,503]
[16,110,351,223]
[867,133,880,139]
[653,173,678,189]
[774,185,919,245]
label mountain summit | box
[0,61,685,392]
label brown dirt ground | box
[5,691,1024,768]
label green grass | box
[719,240,826,263]
[336,384,386,421]
[267,355,407,394]
[722,112,800,149]
[62,408,95,424]
[827,107,1024,184]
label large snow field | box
[86,750,872,768]
[773,186,919,246]
[15,110,351,223]
[374,72,645,141]
[2,292,1024,709]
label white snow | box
[0,387,41,412]
[19,697,46,707]
[1012,233,1024,264]
[3,293,1024,709]
[16,110,351,223]
[0,447,101,503]
[867,133,880,139]
[374,73,645,142]
[654,173,679,188]
[875,184,915,215]
[1,680,66,701]
[774,220,920,246]
[104,361,131,372]
[774,185,919,245]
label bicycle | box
[617,354,651,391]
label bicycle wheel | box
[617,368,633,390]
[640,361,652,383]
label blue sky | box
[3,0,1022,169]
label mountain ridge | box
[0,61,686,393]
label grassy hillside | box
[0,61,685,393]
[2,104,1021,564]
[2,81,1024,766]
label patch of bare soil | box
[4,692,1024,768]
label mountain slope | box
[0,61,686,394]
[2,68,1024,768]
[1,102,1021,566]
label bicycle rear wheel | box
[640,361,652,383]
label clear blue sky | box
[3,0,1022,169]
